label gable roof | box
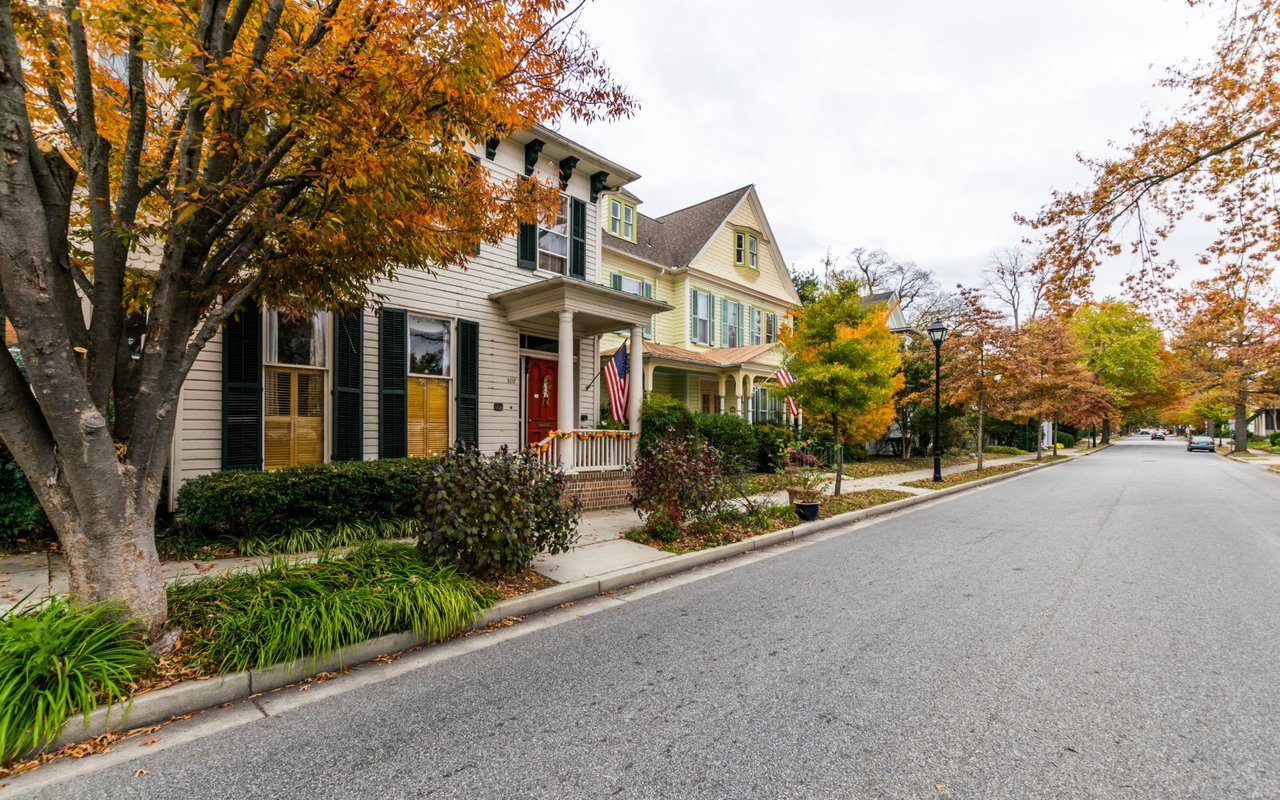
[603,185,752,270]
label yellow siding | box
[687,194,797,313]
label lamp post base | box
[932,454,943,482]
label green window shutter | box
[610,272,622,290]
[642,281,653,299]
[720,297,728,347]
[332,310,363,461]
[455,319,480,448]
[708,293,715,344]
[221,302,262,470]
[517,222,537,270]
[378,308,407,458]
[569,197,587,280]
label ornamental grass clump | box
[0,598,151,763]
[167,542,491,674]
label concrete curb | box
[44,446,1103,752]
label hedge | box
[0,443,49,549]
[693,413,757,473]
[753,423,793,473]
[638,394,695,452]
[175,458,439,539]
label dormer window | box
[609,197,636,242]
[734,231,758,268]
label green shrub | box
[416,447,579,576]
[176,459,438,540]
[1055,431,1076,448]
[1270,432,1280,447]
[984,445,1028,455]
[167,542,489,673]
[693,413,757,473]
[0,598,151,762]
[0,443,50,549]
[753,424,793,473]
[638,394,695,452]
[631,434,727,535]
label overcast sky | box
[558,0,1221,297]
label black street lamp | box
[927,320,948,482]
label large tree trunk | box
[1034,419,1043,461]
[1234,401,1250,453]
[1101,417,1111,445]
[45,471,167,630]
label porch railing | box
[530,430,638,473]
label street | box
[26,440,1280,799]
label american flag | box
[605,342,630,423]
[772,367,800,416]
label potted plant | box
[785,467,825,521]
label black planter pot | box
[794,501,820,522]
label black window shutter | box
[222,302,262,470]
[517,222,537,270]
[332,310,363,461]
[378,309,407,459]
[569,197,587,280]
[456,319,480,449]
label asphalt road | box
[29,440,1280,799]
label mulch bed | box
[481,568,559,600]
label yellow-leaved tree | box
[779,278,902,495]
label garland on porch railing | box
[531,429,639,453]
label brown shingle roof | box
[602,185,753,269]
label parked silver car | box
[1187,435,1215,453]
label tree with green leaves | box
[1070,300,1168,444]
[778,281,902,495]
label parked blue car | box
[1187,435,1215,453]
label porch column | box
[628,325,643,435]
[736,373,745,415]
[644,362,656,396]
[558,310,575,471]
[741,374,752,420]
[717,373,727,414]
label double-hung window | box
[734,231,759,268]
[692,290,714,345]
[609,198,636,241]
[750,307,762,345]
[537,195,570,274]
[407,314,451,458]
[263,309,327,469]
[613,273,654,338]
[724,301,741,348]
[765,312,779,344]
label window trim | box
[404,312,455,456]
[608,197,637,243]
[692,289,714,346]
[536,194,570,275]
[723,299,741,348]
[261,308,331,469]
[733,230,759,269]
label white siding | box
[169,136,609,501]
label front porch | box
[606,341,799,427]
[490,277,671,474]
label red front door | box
[526,358,558,446]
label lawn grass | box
[901,461,1036,489]
[827,456,973,480]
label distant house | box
[598,185,802,425]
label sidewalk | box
[0,453,1050,611]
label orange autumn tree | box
[1008,316,1115,460]
[1022,0,1280,306]
[942,287,1019,470]
[0,0,633,631]
[1170,263,1280,451]
[779,278,902,496]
